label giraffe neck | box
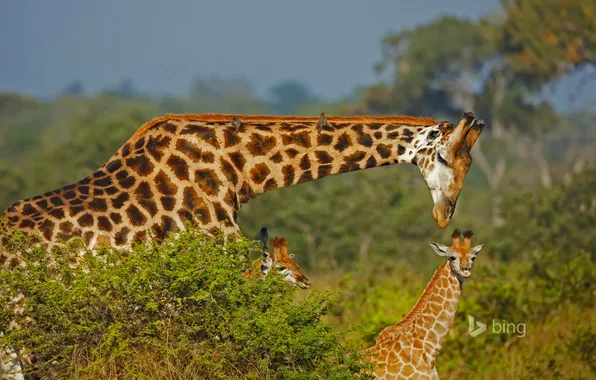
[400,261,462,361]
[166,114,433,208]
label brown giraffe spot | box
[89,198,108,212]
[111,192,130,209]
[121,143,132,157]
[282,165,295,187]
[220,158,238,184]
[176,139,203,162]
[40,219,55,241]
[411,156,418,166]
[213,203,229,222]
[69,199,84,206]
[228,152,247,171]
[223,128,241,147]
[93,188,104,196]
[285,148,300,158]
[368,123,384,130]
[339,151,367,173]
[397,145,406,155]
[22,204,37,216]
[161,197,176,211]
[48,208,65,219]
[182,124,220,149]
[238,181,255,204]
[35,199,48,209]
[263,178,278,192]
[334,133,351,152]
[139,199,159,215]
[315,151,333,164]
[201,151,215,163]
[104,186,119,196]
[134,230,147,243]
[151,215,178,241]
[358,133,374,147]
[126,155,154,176]
[78,185,90,196]
[110,213,122,224]
[7,215,19,224]
[270,151,283,163]
[195,169,223,196]
[386,125,399,131]
[282,131,311,148]
[166,155,190,181]
[374,131,382,139]
[298,170,313,183]
[280,123,309,132]
[69,206,84,217]
[317,133,333,145]
[377,144,392,159]
[249,163,270,185]
[146,135,171,161]
[77,213,94,228]
[155,171,178,196]
[134,137,146,150]
[366,156,377,168]
[318,165,332,178]
[115,227,131,246]
[135,181,153,199]
[160,122,178,134]
[93,170,108,179]
[82,231,93,245]
[255,124,274,132]
[246,133,276,156]
[126,205,147,226]
[388,131,400,139]
[97,216,112,232]
[116,170,136,189]
[299,154,311,170]
[50,196,64,206]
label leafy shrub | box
[0,226,368,379]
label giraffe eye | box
[428,131,440,141]
[278,265,286,270]
[437,153,448,166]
[448,256,455,261]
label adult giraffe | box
[0,112,483,257]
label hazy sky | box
[1,0,502,100]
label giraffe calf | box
[243,236,311,289]
[361,229,484,379]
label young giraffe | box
[242,234,311,289]
[361,229,484,379]
[0,112,484,261]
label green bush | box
[0,226,368,379]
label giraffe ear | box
[471,244,484,256]
[429,242,450,256]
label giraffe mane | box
[130,113,442,141]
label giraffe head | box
[429,228,484,280]
[243,237,311,289]
[413,112,484,229]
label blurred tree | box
[268,80,316,114]
[499,0,596,84]
[189,74,253,101]
[102,77,139,99]
[59,80,86,96]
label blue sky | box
[1,0,594,110]
[1,0,501,98]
